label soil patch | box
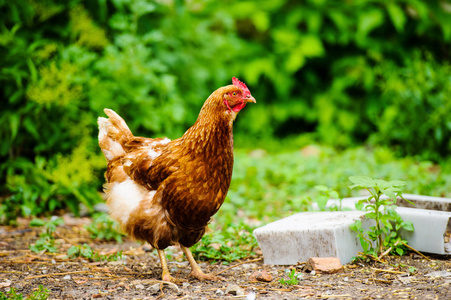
[1,217,450,299]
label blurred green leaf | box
[29,218,46,227]
[387,3,406,32]
[357,8,384,39]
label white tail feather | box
[97,115,126,161]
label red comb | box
[232,77,251,96]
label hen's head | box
[201,77,256,120]
[223,77,256,113]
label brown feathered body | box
[98,83,254,252]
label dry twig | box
[374,278,392,284]
[401,241,430,261]
[378,240,401,261]
[25,270,95,280]
[357,252,384,263]
[214,257,262,276]
[0,260,51,264]
[371,268,406,275]
[54,231,78,246]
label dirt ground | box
[1,216,451,299]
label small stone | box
[444,242,451,253]
[225,284,244,296]
[107,260,126,266]
[397,275,415,285]
[343,276,349,282]
[242,263,258,270]
[0,280,11,288]
[147,283,160,295]
[135,284,145,290]
[249,269,272,282]
[215,289,225,296]
[142,244,153,252]
[182,282,190,288]
[167,284,182,296]
[14,284,23,291]
[63,275,71,280]
[424,271,451,278]
[305,257,343,274]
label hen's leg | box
[181,245,223,281]
[157,249,177,282]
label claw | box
[181,245,225,281]
[162,274,186,284]
[189,270,224,281]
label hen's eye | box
[232,92,237,96]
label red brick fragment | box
[249,269,273,282]
[305,257,343,274]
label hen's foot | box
[158,249,186,284]
[189,270,224,281]
[162,274,186,284]
[181,245,224,281]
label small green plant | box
[67,243,123,262]
[85,213,124,243]
[29,217,64,253]
[191,223,258,264]
[314,185,341,211]
[349,176,414,259]
[0,285,49,300]
[279,268,302,286]
[408,266,417,274]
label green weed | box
[349,176,414,259]
[67,243,123,262]
[222,147,451,227]
[279,268,302,286]
[0,285,49,300]
[191,223,258,264]
[29,217,64,253]
[313,185,341,211]
[85,213,124,243]
[408,266,417,275]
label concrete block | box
[396,194,451,212]
[396,207,451,255]
[254,208,451,265]
[253,211,366,265]
[320,194,451,212]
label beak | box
[244,95,256,103]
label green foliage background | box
[0,0,450,219]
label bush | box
[372,53,451,160]
[0,0,246,219]
[0,0,449,219]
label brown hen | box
[97,77,256,282]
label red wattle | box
[232,102,246,112]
